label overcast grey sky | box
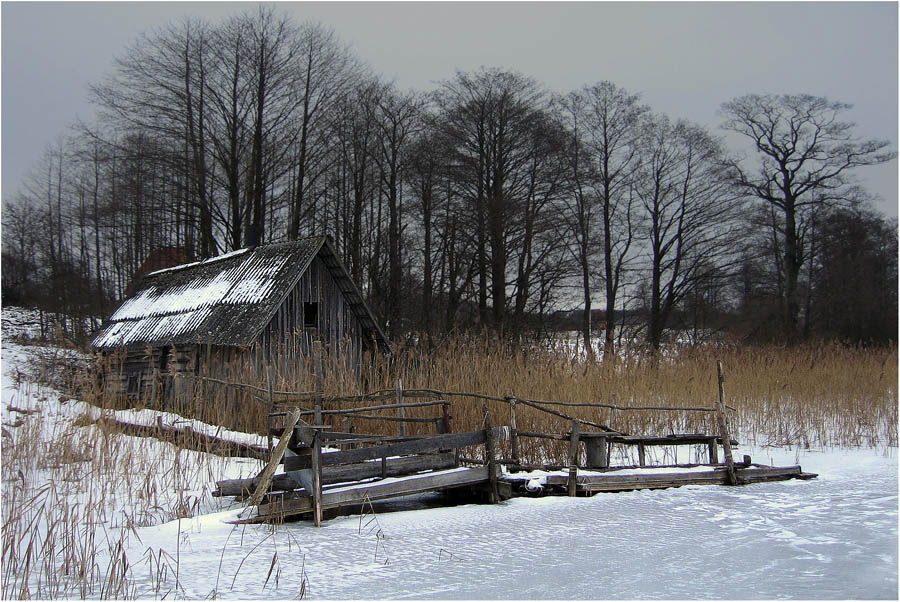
[2,1,897,216]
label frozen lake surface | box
[134,446,896,600]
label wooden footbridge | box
[215,362,817,525]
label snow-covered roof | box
[92,237,387,350]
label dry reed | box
[90,338,897,464]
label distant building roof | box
[125,246,193,297]
[93,237,388,351]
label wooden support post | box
[708,439,719,465]
[441,403,452,434]
[483,405,499,504]
[568,420,581,467]
[567,465,578,497]
[608,394,617,462]
[266,367,275,454]
[342,416,354,449]
[312,341,323,427]
[396,380,406,437]
[311,429,323,527]
[508,397,520,465]
[638,442,646,467]
[716,360,738,485]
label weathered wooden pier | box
[215,362,817,525]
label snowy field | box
[124,446,898,600]
[1,308,897,599]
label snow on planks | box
[233,465,497,523]
[502,464,818,494]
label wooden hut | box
[92,237,388,396]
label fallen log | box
[93,415,269,460]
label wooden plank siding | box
[258,256,365,369]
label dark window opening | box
[159,346,170,372]
[304,302,319,328]
[127,374,139,395]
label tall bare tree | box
[569,82,647,360]
[634,117,743,349]
[434,68,551,333]
[720,94,895,340]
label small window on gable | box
[304,302,319,328]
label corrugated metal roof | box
[92,237,388,351]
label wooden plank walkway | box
[503,465,817,493]
[233,465,495,523]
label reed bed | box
[91,338,897,464]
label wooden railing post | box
[396,379,406,437]
[311,428,323,526]
[441,402,452,434]
[716,360,738,485]
[567,419,581,497]
[341,416,355,449]
[507,397,520,465]
[568,419,581,466]
[312,341,323,427]
[483,405,499,503]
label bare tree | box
[433,68,552,334]
[634,117,744,349]
[568,82,647,360]
[287,23,359,241]
[719,94,895,340]
[373,86,424,338]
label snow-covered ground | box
[1,307,897,599]
[120,445,897,600]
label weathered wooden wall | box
[257,255,365,368]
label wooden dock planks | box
[235,465,494,523]
[521,465,817,492]
[215,452,458,496]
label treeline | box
[2,7,896,350]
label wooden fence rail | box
[192,376,735,416]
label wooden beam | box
[508,398,520,464]
[396,380,406,437]
[716,360,737,485]
[567,465,578,497]
[241,466,493,523]
[540,465,811,492]
[215,453,457,497]
[483,406,499,503]
[568,420,581,466]
[241,408,302,513]
[311,429,322,526]
[283,427,510,470]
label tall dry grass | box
[92,338,897,465]
[1,373,255,598]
